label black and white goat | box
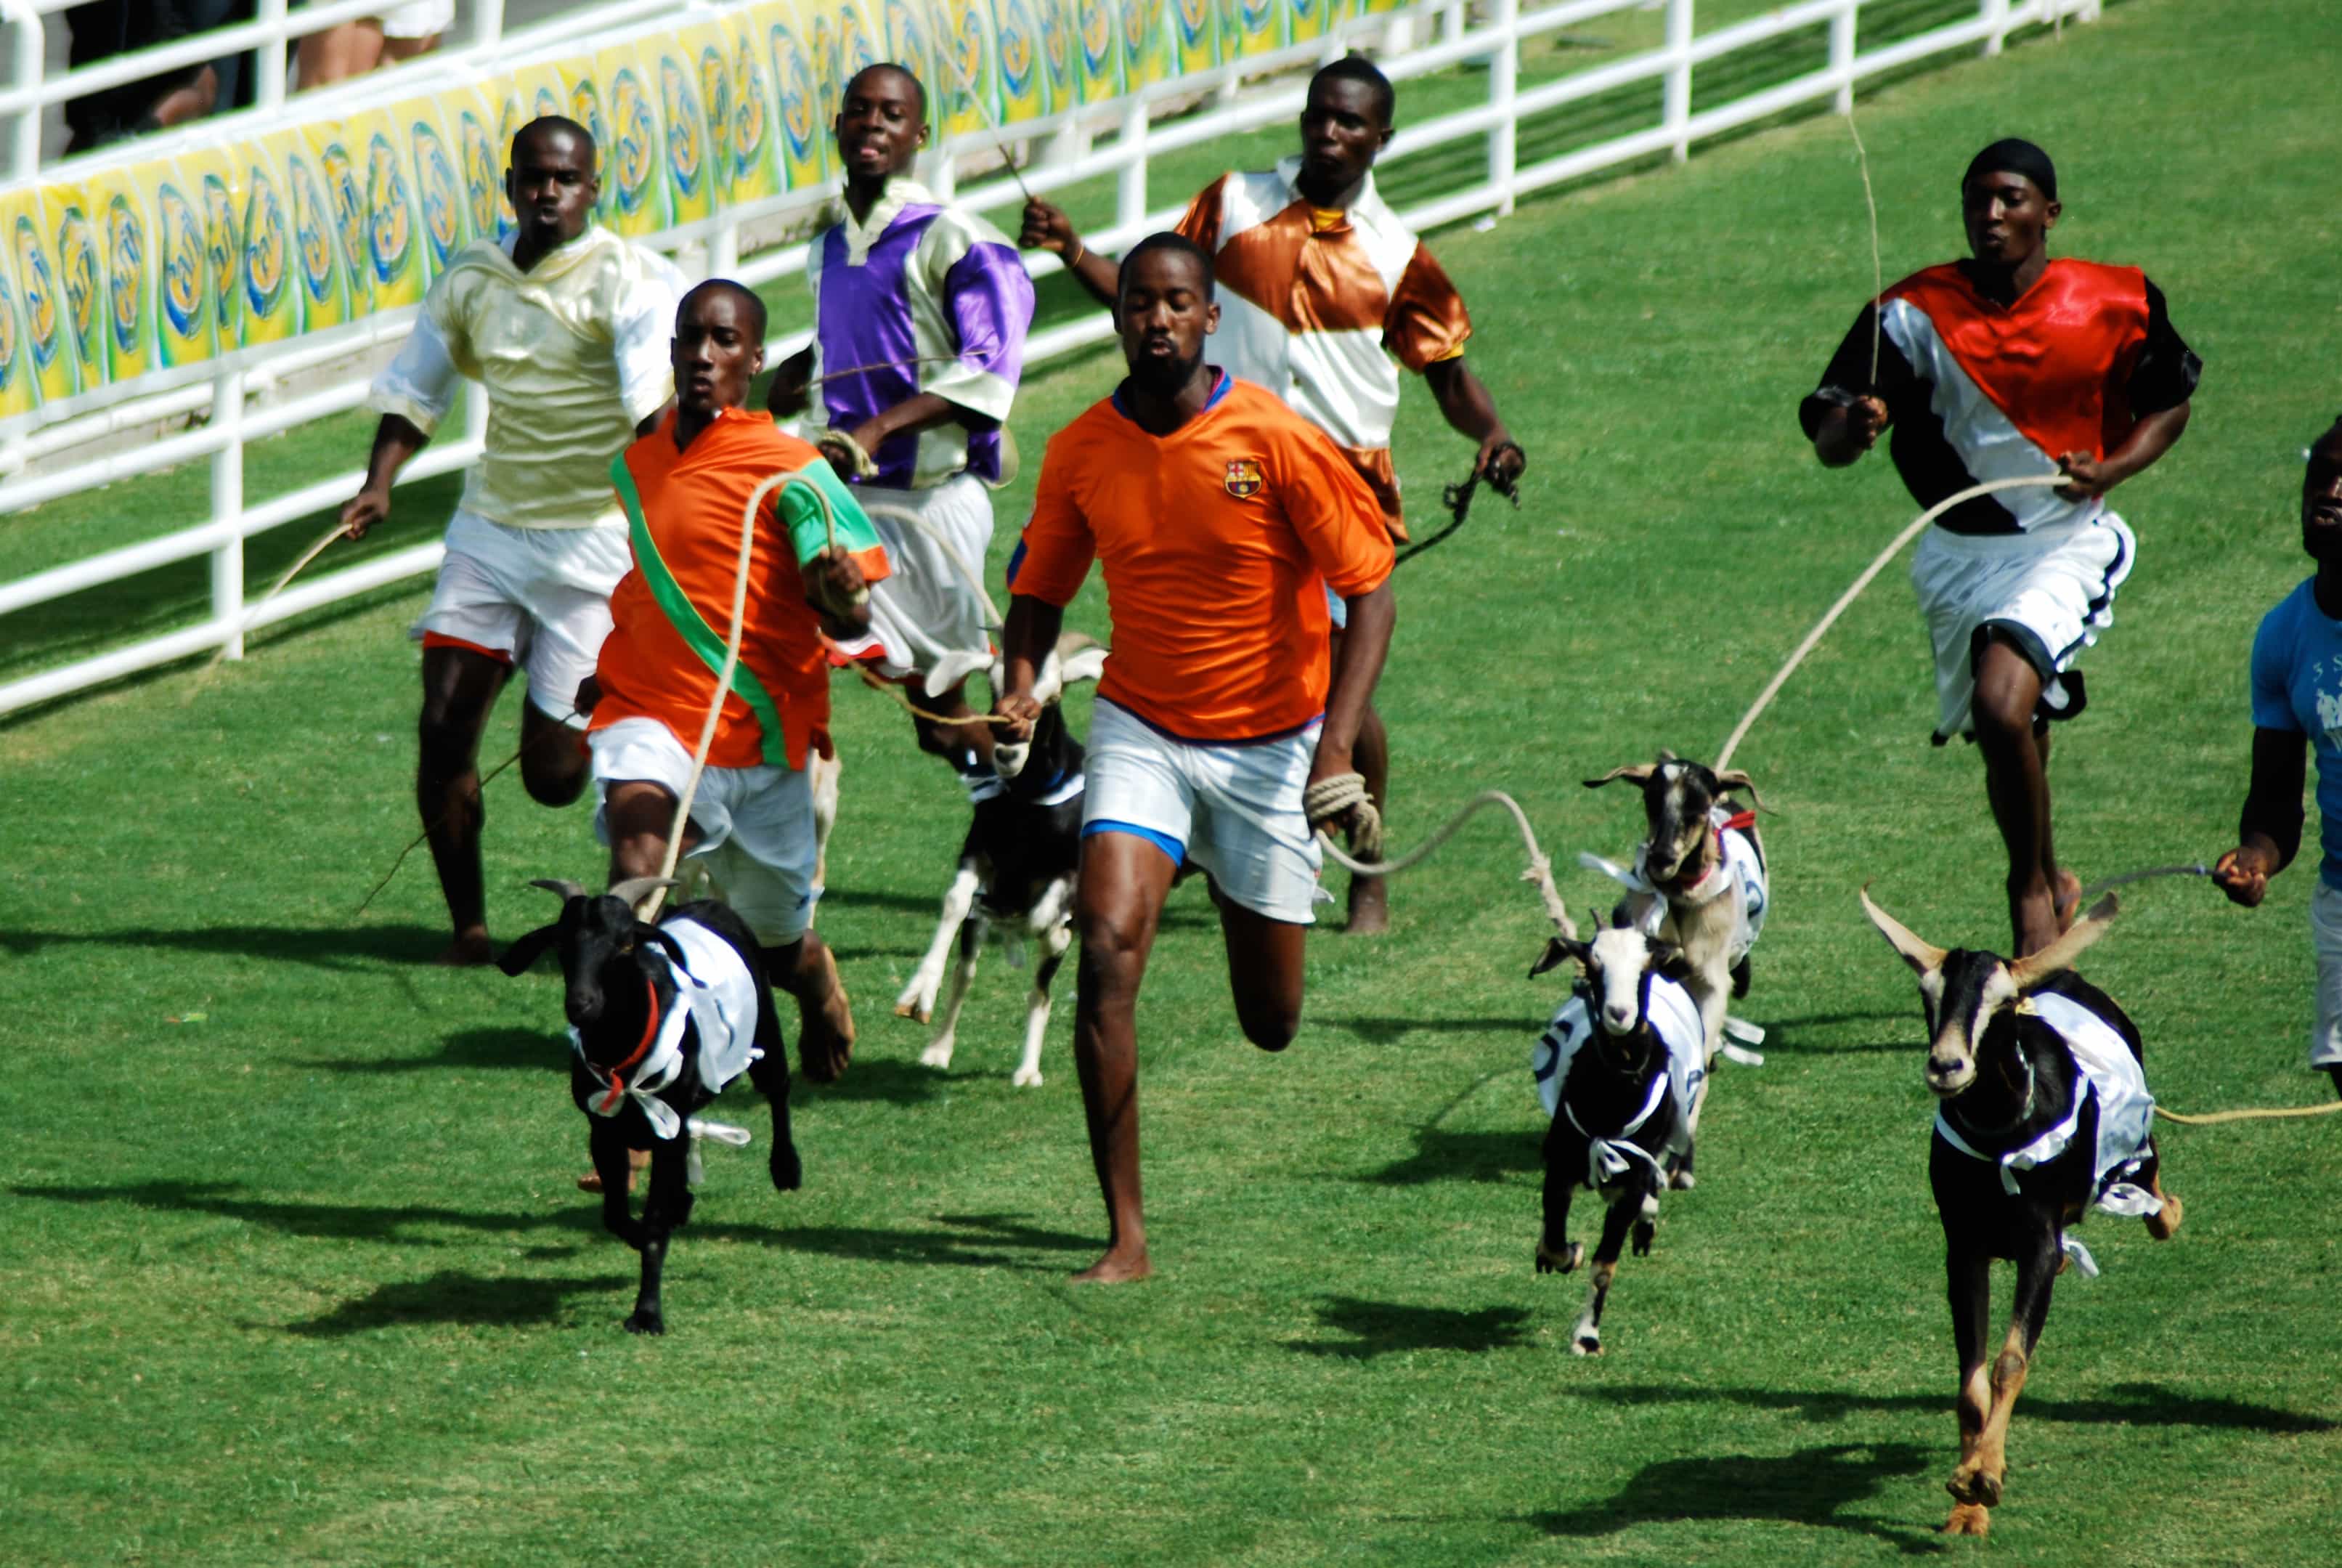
[1861,888,2182,1538]
[1584,753,1768,1073]
[500,877,802,1336]
[895,635,1105,1086]
[1527,920,1709,1356]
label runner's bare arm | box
[834,391,997,475]
[340,415,430,540]
[1018,198,1121,311]
[2214,726,2306,907]
[2059,401,2192,499]
[1423,358,1524,485]
[996,593,1065,742]
[1312,581,1395,800]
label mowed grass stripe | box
[4,1,2339,1563]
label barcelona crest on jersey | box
[1224,458,1264,499]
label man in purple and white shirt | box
[768,63,1036,785]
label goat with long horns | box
[1861,887,2181,1537]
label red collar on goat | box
[595,975,664,1113]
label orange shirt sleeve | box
[1173,176,1228,256]
[1385,243,1473,373]
[1277,414,1394,599]
[1012,432,1098,608]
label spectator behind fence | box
[65,0,254,155]
[296,0,450,89]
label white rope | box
[1845,105,1885,388]
[1713,473,2073,771]
[1297,774,1574,939]
[198,519,349,675]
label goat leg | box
[589,1122,646,1250]
[1942,1246,1994,1534]
[1569,1185,1644,1356]
[1015,922,1072,1088]
[749,1051,802,1193]
[1536,1122,1582,1274]
[898,864,977,1023]
[921,913,988,1071]
[624,1137,691,1336]
[1956,1226,2058,1508]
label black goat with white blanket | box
[500,877,802,1336]
[1861,888,2181,1538]
[1528,921,1709,1355]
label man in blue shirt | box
[2214,416,2342,1099]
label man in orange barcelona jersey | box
[997,235,1396,1283]
[1022,54,1524,934]
[583,280,890,1095]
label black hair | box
[1309,53,1395,128]
[680,278,768,344]
[1117,232,1215,303]
[1962,138,2057,203]
[513,115,596,169]
[845,62,927,123]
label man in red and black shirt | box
[1800,138,2200,955]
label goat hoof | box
[919,1040,955,1070]
[2146,1192,2183,1240]
[1570,1334,1602,1357]
[895,999,933,1023]
[1011,1065,1044,1088]
[623,1309,666,1336]
[770,1145,803,1193]
[1535,1240,1582,1275]
[1632,1223,1655,1258]
[1942,1503,1991,1537]
[1945,1465,2001,1508]
[1670,1168,1696,1190]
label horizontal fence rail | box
[0,0,2104,719]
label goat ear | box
[1582,763,1656,789]
[529,878,586,901]
[2008,894,2119,989]
[1858,885,1947,975]
[1712,769,1765,811]
[497,924,560,976]
[1529,937,1587,978]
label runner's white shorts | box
[588,717,821,946]
[2308,880,2342,1071]
[378,0,454,39]
[1911,512,2135,743]
[837,474,996,693]
[1081,698,1325,925]
[411,508,631,727]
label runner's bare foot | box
[436,928,495,967]
[1072,1246,1154,1284]
[1345,875,1389,935]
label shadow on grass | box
[285,1270,627,1337]
[0,921,456,968]
[1321,1015,1529,1046]
[1289,1296,1533,1360]
[819,887,958,917]
[1517,1442,1939,1554]
[12,1182,1091,1273]
[1582,1382,2338,1434]
[797,1057,948,1105]
[1362,1129,1538,1186]
[293,1027,563,1075]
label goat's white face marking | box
[1589,927,1654,1034]
[1928,964,2017,1097]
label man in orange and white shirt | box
[586,280,890,1086]
[997,234,1396,1285]
[1022,54,1524,933]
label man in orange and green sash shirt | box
[584,281,890,1107]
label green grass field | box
[7,1,2342,1561]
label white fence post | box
[255,0,289,112]
[5,1,41,184]
[208,369,247,662]
[1489,0,1518,216]
[1981,0,2009,57]
[1831,0,1857,113]
[1664,0,1694,163]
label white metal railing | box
[0,0,2105,718]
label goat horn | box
[1053,630,1099,657]
[529,878,587,901]
[2008,893,2120,989]
[1858,885,1948,975]
[606,876,678,911]
[1582,763,1656,789]
[1713,768,1765,811]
